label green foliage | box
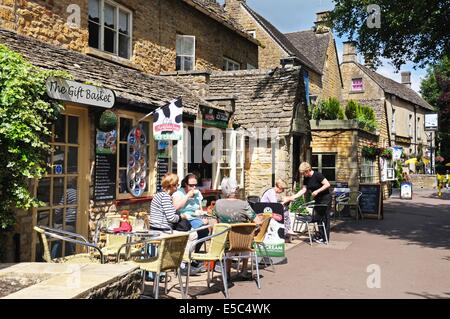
[393,160,403,188]
[329,0,450,70]
[288,185,311,214]
[345,100,358,119]
[98,110,118,132]
[0,44,69,230]
[312,97,344,120]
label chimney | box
[224,0,245,16]
[343,41,357,63]
[314,11,331,33]
[401,71,411,88]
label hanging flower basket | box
[380,148,393,159]
[362,145,378,159]
[99,110,118,132]
[436,155,445,162]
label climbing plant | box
[0,44,70,230]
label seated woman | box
[212,177,258,278]
[260,179,296,238]
[173,173,210,255]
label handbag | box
[174,218,192,231]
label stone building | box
[340,42,434,160]
[0,0,259,74]
[0,0,268,262]
[285,12,343,103]
[222,0,322,97]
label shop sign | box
[153,98,183,140]
[94,129,117,201]
[392,146,403,161]
[201,107,230,129]
[425,113,438,131]
[46,77,115,108]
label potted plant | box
[362,144,378,159]
[380,148,393,159]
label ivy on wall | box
[0,44,70,230]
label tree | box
[0,44,68,230]
[420,57,450,164]
[329,0,450,70]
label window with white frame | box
[176,35,195,71]
[360,157,377,183]
[88,0,132,59]
[311,153,336,182]
[351,78,363,91]
[223,57,241,71]
[247,63,256,70]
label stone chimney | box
[401,71,411,87]
[224,0,245,17]
[343,41,357,63]
[314,11,331,33]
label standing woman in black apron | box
[282,162,331,243]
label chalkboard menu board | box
[156,157,169,192]
[94,154,117,200]
[359,183,383,219]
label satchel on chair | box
[174,219,192,232]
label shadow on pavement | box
[332,194,450,250]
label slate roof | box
[0,28,220,115]
[208,68,306,135]
[284,30,331,73]
[183,0,258,45]
[241,2,321,75]
[356,63,434,111]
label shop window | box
[351,78,363,91]
[117,114,154,198]
[176,35,195,71]
[312,153,336,182]
[223,57,241,71]
[360,157,377,183]
[88,0,132,59]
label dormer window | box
[223,57,240,71]
[88,0,132,59]
[352,78,363,91]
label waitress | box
[283,162,331,243]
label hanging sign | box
[127,126,147,197]
[424,113,438,131]
[200,106,230,129]
[46,77,115,108]
[153,98,183,140]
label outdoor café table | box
[100,228,162,260]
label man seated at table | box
[212,177,259,279]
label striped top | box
[150,191,180,230]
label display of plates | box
[127,126,147,197]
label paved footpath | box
[193,189,450,299]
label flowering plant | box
[436,155,445,162]
[380,148,393,159]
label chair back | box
[158,233,190,272]
[254,216,271,243]
[34,226,52,262]
[227,223,257,253]
[207,223,231,259]
[348,191,362,205]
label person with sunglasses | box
[173,173,210,271]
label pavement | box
[145,189,450,299]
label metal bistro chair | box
[34,226,104,263]
[292,201,329,246]
[184,223,231,298]
[118,233,189,299]
[253,215,275,272]
[223,223,261,289]
[336,191,363,221]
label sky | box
[220,0,428,94]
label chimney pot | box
[314,11,331,33]
[401,71,412,88]
[343,41,357,63]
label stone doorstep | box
[1,263,139,299]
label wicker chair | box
[183,223,231,298]
[253,216,275,272]
[223,223,261,289]
[34,226,104,263]
[119,233,189,299]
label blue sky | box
[220,0,428,94]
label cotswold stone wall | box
[409,174,437,189]
[320,35,342,101]
[0,0,258,74]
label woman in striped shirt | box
[150,173,188,231]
